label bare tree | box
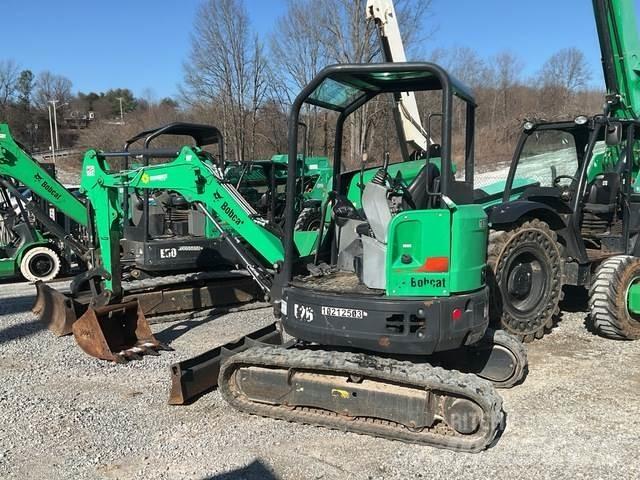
[183,0,268,162]
[540,47,592,92]
[34,71,73,109]
[0,60,20,108]
[490,51,523,125]
[271,0,432,166]
[538,47,592,114]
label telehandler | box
[487,0,640,342]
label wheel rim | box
[503,248,548,315]
[28,253,55,278]
[624,275,640,325]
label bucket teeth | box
[72,300,169,363]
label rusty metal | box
[168,322,283,405]
[32,281,81,337]
[33,276,259,339]
[72,300,171,363]
[127,277,259,319]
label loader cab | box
[277,62,490,356]
[493,116,640,271]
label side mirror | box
[606,122,622,146]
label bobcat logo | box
[34,173,42,182]
[213,191,222,200]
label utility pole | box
[48,100,69,150]
[47,103,56,162]
[117,97,124,123]
[49,100,60,149]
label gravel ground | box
[1,281,639,480]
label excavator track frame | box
[219,346,504,453]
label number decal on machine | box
[321,306,366,318]
[293,303,314,322]
[159,248,178,259]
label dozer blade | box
[72,300,172,363]
[32,281,81,337]
[168,322,283,405]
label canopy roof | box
[303,62,476,112]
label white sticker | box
[86,165,96,177]
[149,174,168,182]
[321,306,366,319]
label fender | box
[488,200,567,229]
[488,199,586,265]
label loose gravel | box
[1,281,639,479]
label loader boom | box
[366,0,430,155]
[593,0,640,119]
[0,124,88,226]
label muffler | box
[72,300,172,363]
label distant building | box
[62,111,95,129]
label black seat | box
[406,163,440,210]
[583,172,620,214]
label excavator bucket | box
[32,281,80,337]
[72,300,171,363]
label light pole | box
[47,103,56,162]
[116,97,124,123]
[48,100,68,150]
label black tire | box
[19,246,61,283]
[295,207,322,231]
[589,255,640,340]
[488,219,563,342]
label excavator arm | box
[0,124,88,226]
[593,0,640,119]
[80,146,284,299]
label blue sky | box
[4,0,633,98]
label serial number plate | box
[321,306,366,318]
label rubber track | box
[488,219,564,342]
[589,255,640,340]
[219,346,504,453]
[476,329,528,388]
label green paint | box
[294,231,319,257]
[385,204,486,297]
[627,280,640,314]
[0,124,88,227]
[81,145,288,295]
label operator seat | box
[406,162,441,209]
[582,153,624,215]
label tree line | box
[1,0,603,174]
